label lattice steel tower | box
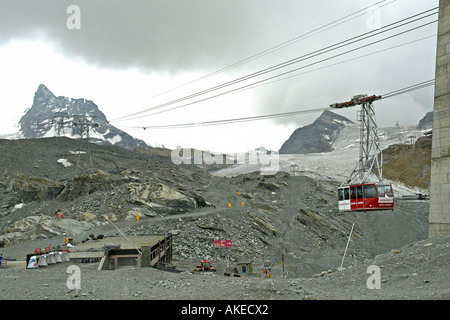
[52,112,69,137]
[330,94,383,185]
[72,115,98,176]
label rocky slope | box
[18,84,148,150]
[383,135,432,190]
[0,113,445,301]
[0,137,211,246]
[1,137,432,277]
[417,111,433,130]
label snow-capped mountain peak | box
[18,84,147,150]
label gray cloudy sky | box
[0,0,439,152]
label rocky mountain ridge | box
[279,110,353,154]
[18,84,148,150]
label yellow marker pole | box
[241,202,244,207]
[228,203,231,208]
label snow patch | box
[57,159,72,167]
[107,134,122,145]
[332,119,352,125]
[14,203,25,209]
[69,150,86,155]
[214,124,427,196]
[88,129,107,141]
[42,127,56,138]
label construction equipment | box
[194,259,216,273]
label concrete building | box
[430,0,450,237]
[66,234,173,270]
[236,260,253,275]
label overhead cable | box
[132,0,398,103]
[117,80,434,130]
[114,19,438,123]
[110,7,438,123]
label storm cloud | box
[0,0,439,134]
[0,0,329,73]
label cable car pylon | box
[330,94,394,212]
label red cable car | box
[338,183,394,212]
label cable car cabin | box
[338,183,394,212]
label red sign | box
[213,240,232,248]
[56,212,64,218]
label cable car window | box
[363,185,377,198]
[344,188,349,200]
[338,189,344,201]
[351,186,357,199]
[377,185,393,197]
[357,186,363,199]
[386,187,393,197]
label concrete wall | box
[141,234,172,267]
[429,0,450,237]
